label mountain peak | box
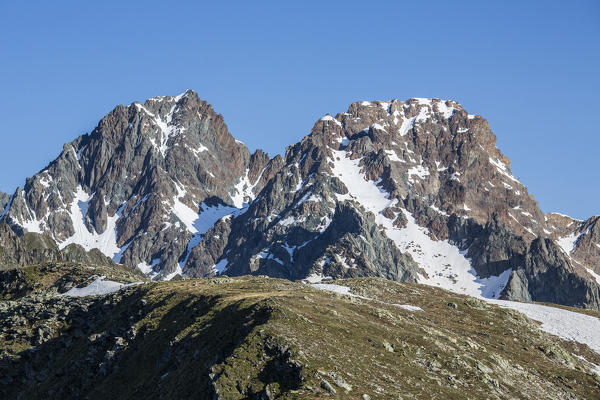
[0,92,272,279]
[1,93,598,310]
[86,89,231,160]
[145,88,198,104]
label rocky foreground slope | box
[0,91,598,310]
[0,263,599,399]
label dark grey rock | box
[502,238,600,309]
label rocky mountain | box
[0,91,281,280]
[547,213,600,278]
[1,92,598,310]
[0,192,9,212]
[182,96,600,309]
[1,272,599,399]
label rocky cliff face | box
[502,238,600,309]
[1,92,598,309]
[216,100,540,273]
[202,98,599,308]
[0,223,120,270]
[547,213,600,277]
[0,192,9,213]
[0,91,277,279]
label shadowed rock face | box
[0,223,119,269]
[0,192,8,213]
[502,238,600,309]
[1,93,598,309]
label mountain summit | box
[1,91,598,309]
[1,91,279,279]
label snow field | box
[59,186,122,259]
[58,276,141,297]
[310,283,422,312]
[488,298,600,354]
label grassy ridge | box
[0,271,599,399]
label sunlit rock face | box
[2,93,598,309]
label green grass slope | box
[0,275,599,399]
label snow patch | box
[230,169,257,208]
[39,174,53,188]
[393,209,512,299]
[311,283,422,312]
[398,117,416,136]
[59,186,123,260]
[20,216,43,233]
[585,268,600,285]
[278,215,296,226]
[59,276,140,297]
[135,103,180,157]
[171,186,200,234]
[137,258,160,275]
[407,165,430,182]
[330,148,511,299]
[575,355,600,375]
[489,157,519,184]
[384,150,403,163]
[488,298,600,354]
[556,231,579,254]
[171,185,239,236]
[371,123,387,132]
[320,115,342,126]
[186,142,209,157]
[430,205,449,216]
[394,304,423,312]
[433,101,456,119]
[174,197,243,273]
[213,258,228,273]
[303,273,328,283]
[311,283,367,298]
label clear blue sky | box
[0,1,598,219]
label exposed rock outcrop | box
[0,192,9,213]
[0,223,118,269]
[503,238,600,309]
